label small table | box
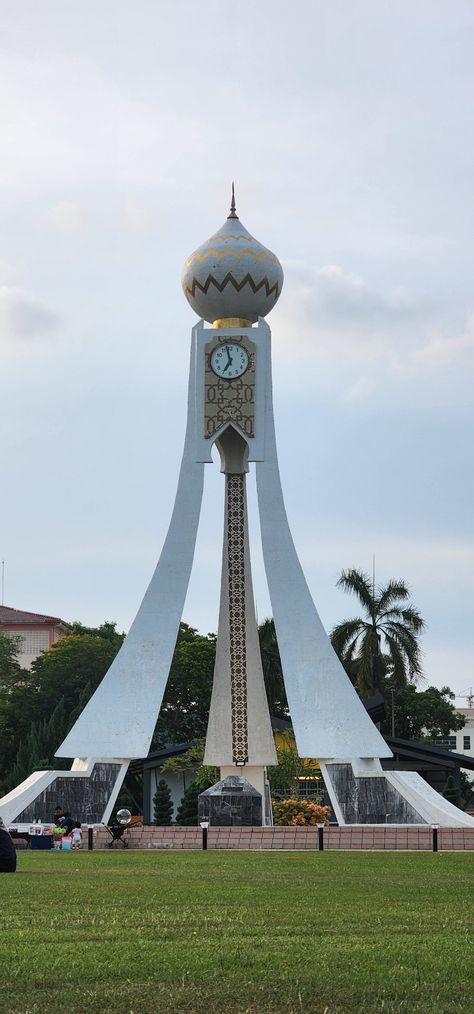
[8,829,30,849]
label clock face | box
[210,343,249,379]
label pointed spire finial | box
[228,181,238,219]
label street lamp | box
[317,823,324,851]
[432,823,439,852]
[200,819,210,851]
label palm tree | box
[330,568,425,698]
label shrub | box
[272,798,331,826]
[176,780,200,825]
[153,778,173,825]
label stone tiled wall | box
[90,825,474,851]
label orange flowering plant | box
[272,799,331,826]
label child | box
[70,822,83,850]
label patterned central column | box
[226,473,249,764]
[203,424,276,776]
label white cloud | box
[316,263,417,321]
[0,286,59,350]
[43,200,85,234]
[273,259,431,361]
[272,261,474,407]
[409,315,474,371]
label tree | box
[175,780,200,825]
[3,698,70,792]
[330,568,425,697]
[381,682,465,742]
[0,623,124,793]
[25,623,125,719]
[152,624,216,747]
[153,779,173,825]
[161,738,218,789]
[7,739,31,795]
[0,632,27,788]
[153,618,293,749]
[459,772,474,810]
[442,775,461,807]
[258,618,289,718]
[267,730,321,799]
[0,631,23,687]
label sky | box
[0,0,473,703]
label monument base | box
[0,759,128,826]
[320,760,474,828]
[198,775,262,827]
[219,765,273,825]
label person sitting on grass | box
[0,823,17,873]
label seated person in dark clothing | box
[62,812,75,835]
[0,826,17,873]
[53,807,74,834]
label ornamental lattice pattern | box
[204,336,256,439]
[227,473,249,764]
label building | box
[0,605,67,669]
[383,735,474,801]
[437,705,474,777]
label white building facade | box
[447,707,474,778]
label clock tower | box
[3,187,473,830]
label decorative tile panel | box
[227,473,249,764]
[204,335,256,439]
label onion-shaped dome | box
[181,186,284,326]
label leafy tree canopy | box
[152,624,216,748]
[160,738,218,789]
[381,680,464,742]
[153,619,290,747]
[0,631,23,688]
[258,618,288,719]
[0,622,124,792]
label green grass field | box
[0,850,473,1014]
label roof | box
[134,725,474,775]
[140,740,197,768]
[385,735,474,771]
[137,717,293,769]
[0,605,66,627]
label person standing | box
[70,823,83,849]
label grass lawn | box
[0,850,472,1014]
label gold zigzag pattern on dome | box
[210,233,254,242]
[185,270,280,301]
[186,246,278,267]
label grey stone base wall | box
[16,764,122,824]
[86,824,474,851]
[324,763,424,824]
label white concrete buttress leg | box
[56,338,205,761]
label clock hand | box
[223,345,233,372]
